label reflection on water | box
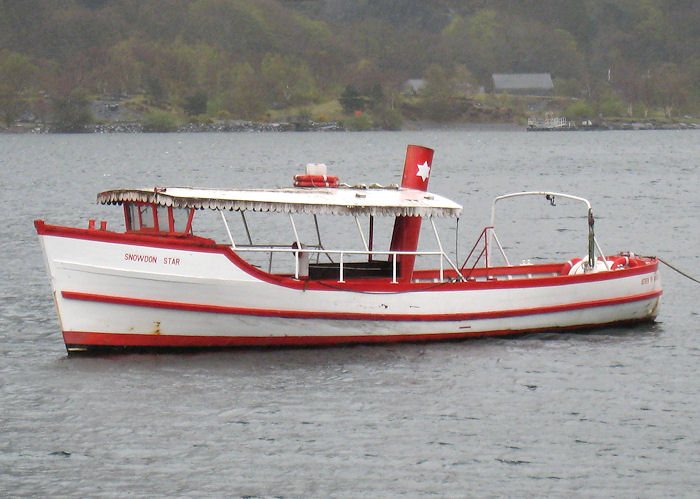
[1,130,698,496]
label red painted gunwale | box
[34,220,660,294]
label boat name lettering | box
[641,274,658,285]
[124,253,181,265]
[125,253,158,264]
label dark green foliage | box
[566,101,596,120]
[367,83,385,108]
[0,0,696,122]
[0,50,38,125]
[343,111,372,131]
[184,91,207,117]
[142,110,178,132]
[374,108,404,130]
[51,90,93,132]
[146,78,166,105]
[598,93,626,118]
[339,85,365,114]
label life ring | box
[294,180,338,188]
[294,174,339,188]
[606,256,628,270]
[561,257,582,275]
[626,257,641,268]
[294,174,338,182]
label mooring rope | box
[657,257,700,284]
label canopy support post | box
[368,215,374,262]
[220,211,235,249]
[312,215,326,263]
[289,214,301,247]
[430,217,464,282]
[289,214,302,279]
[241,212,253,245]
[354,216,369,253]
[455,217,459,269]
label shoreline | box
[1,119,697,134]
[526,119,698,132]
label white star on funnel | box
[416,161,430,182]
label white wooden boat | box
[35,145,661,353]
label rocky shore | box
[2,118,696,134]
[592,120,698,130]
[177,120,344,133]
[2,119,345,134]
[526,117,698,132]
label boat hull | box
[36,221,662,352]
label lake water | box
[1,129,698,497]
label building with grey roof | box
[492,73,554,95]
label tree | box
[0,50,38,125]
[51,89,93,132]
[597,92,625,118]
[0,0,696,124]
[367,83,385,109]
[259,53,318,108]
[419,63,460,121]
[565,100,595,120]
[104,39,146,95]
[463,10,507,82]
[184,91,208,116]
[143,110,178,132]
[185,0,273,55]
[651,63,690,117]
[146,77,166,104]
[339,85,365,114]
[223,62,266,119]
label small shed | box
[492,73,554,96]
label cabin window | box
[139,204,155,229]
[126,203,139,231]
[172,207,191,233]
[156,205,170,231]
[124,202,193,234]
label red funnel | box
[389,145,434,282]
[399,144,434,191]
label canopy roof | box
[97,186,463,218]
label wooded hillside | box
[1,0,697,130]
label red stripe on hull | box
[63,317,656,351]
[61,289,662,322]
[35,220,660,293]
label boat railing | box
[488,191,609,270]
[458,192,617,277]
[460,226,510,279]
[233,245,463,283]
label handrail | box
[461,226,489,269]
[233,246,460,282]
[459,226,509,279]
[489,191,599,269]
